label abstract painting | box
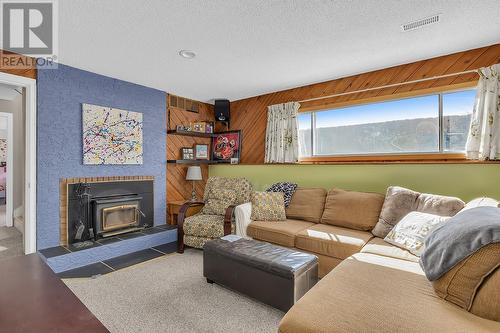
[82,103,143,165]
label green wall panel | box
[209,164,500,201]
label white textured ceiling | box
[59,0,500,102]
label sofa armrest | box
[177,201,205,253]
[234,202,252,238]
[223,204,238,235]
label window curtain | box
[265,102,300,163]
[466,64,500,160]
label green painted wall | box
[209,164,500,201]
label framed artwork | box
[82,103,143,165]
[181,147,194,160]
[194,144,209,160]
[0,139,6,163]
[211,130,241,162]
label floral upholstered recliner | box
[177,176,252,252]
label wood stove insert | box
[66,180,154,245]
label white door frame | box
[0,112,14,227]
[0,72,36,254]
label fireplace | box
[66,179,154,244]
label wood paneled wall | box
[166,96,215,201]
[0,50,37,79]
[230,44,500,164]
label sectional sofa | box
[245,187,500,332]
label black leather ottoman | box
[203,237,318,312]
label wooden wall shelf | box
[167,130,214,138]
[167,159,229,165]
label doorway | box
[0,72,36,256]
[0,85,23,259]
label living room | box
[0,1,499,332]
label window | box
[298,89,476,158]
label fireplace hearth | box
[66,180,154,244]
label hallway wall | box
[0,92,25,217]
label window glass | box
[442,90,476,152]
[313,95,440,155]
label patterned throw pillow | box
[251,191,286,221]
[201,189,237,216]
[384,211,449,256]
[266,182,298,207]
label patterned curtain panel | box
[466,64,500,160]
[265,102,300,163]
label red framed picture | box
[211,130,241,163]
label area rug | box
[64,249,284,333]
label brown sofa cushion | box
[295,224,373,260]
[360,237,419,262]
[372,186,464,238]
[247,219,314,247]
[321,188,384,231]
[470,267,500,322]
[432,242,500,311]
[285,188,327,223]
[279,253,500,333]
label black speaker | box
[215,99,230,123]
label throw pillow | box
[251,191,286,221]
[384,211,449,256]
[372,186,464,238]
[201,188,237,215]
[321,188,385,231]
[266,182,298,207]
[462,197,500,211]
[420,207,500,314]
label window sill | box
[298,154,500,165]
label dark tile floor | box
[40,225,176,257]
[56,241,177,278]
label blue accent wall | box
[37,64,167,250]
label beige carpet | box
[64,249,284,333]
[0,224,24,261]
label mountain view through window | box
[298,89,476,157]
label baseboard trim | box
[13,205,24,218]
[14,216,24,235]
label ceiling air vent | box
[401,14,441,32]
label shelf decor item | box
[205,122,214,133]
[181,147,194,160]
[192,122,206,133]
[186,166,203,201]
[211,130,241,162]
[82,103,143,165]
[194,144,209,160]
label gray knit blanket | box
[420,207,500,281]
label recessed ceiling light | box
[179,50,196,59]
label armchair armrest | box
[177,201,205,253]
[223,204,238,236]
